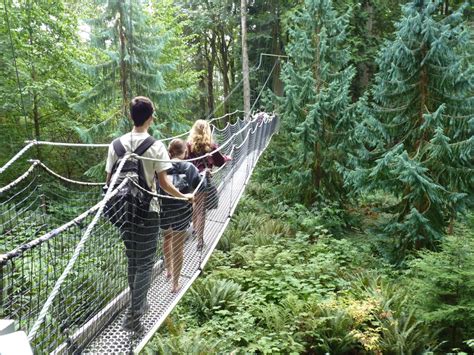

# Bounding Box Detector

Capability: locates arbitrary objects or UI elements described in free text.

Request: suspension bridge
[0,113,279,353]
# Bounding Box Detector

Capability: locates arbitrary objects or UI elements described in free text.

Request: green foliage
[217,207,290,252]
[0,206,47,253]
[339,0,408,98]
[278,0,357,204]
[247,0,293,100]
[466,339,474,350]
[184,278,243,323]
[144,329,222,355]
[346,1,473,262]
[0,0,85,121]
[0,178,100,253]
[407,214,474,351]
[178,0,242,117]
[74,0,198,142]
[150,0,201,127]
[273,200,358,237]
[146,162,474,353]
[348,272,438,353]
[1,0,473,353]
[296,298,361,353]
[0,0,99,178]
[7,217,128,351]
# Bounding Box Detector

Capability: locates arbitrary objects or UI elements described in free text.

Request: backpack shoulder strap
[112,138,126,157]
[134,136,156,156]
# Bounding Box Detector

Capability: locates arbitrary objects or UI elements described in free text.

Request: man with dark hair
[129,96,154,126]
[106,96,193,333]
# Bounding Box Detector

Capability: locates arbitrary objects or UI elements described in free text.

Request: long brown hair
[188,119,213,155]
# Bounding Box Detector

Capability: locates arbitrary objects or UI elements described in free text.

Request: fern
[186,278,242,323]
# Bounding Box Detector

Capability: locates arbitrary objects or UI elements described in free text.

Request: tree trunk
[416,45,429,150]
[229,54,236,118]
[30,56,40,142]
[241,0,251,118]
[312,28,322,200]
[32,77,42,161]
[33,91,40,143]
[118,5,129,118]
[230,54,235,91]
[271,2,284,97]
[28,14,41,158]
[198,46,207,117]
[128,0,134,97]
[218,31,231,116]
[27,1,45,212]
[205,33,217,116]
[360,0,373,93]
[447,214,455,235]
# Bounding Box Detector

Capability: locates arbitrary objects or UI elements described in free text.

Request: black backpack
[104,136,156,230]
[171,173,189,193]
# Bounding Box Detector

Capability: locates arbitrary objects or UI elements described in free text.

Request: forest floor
[143,167,474,354]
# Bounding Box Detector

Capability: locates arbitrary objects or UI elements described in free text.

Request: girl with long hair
[187,119,230,249]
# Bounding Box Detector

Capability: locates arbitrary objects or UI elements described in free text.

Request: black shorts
[160,202,192,231]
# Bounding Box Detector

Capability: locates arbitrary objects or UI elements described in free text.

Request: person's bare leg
[171,230,186,293]
[163,229,173,279]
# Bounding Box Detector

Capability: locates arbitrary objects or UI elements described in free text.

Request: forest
[0,0,473,353]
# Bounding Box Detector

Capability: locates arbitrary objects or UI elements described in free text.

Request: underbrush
[144,181,474,354]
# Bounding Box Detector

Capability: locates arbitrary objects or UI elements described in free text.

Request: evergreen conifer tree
[279,0,356,204]
[346,0,473,262]
[74,0,194,139]
[409,225,474,350]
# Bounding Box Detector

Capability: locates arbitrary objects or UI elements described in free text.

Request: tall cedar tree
[346,0,473,262]
[280,0,356,205]
[74,0,192,140]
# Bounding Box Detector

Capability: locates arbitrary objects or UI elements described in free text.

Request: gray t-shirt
[105,132,172,193]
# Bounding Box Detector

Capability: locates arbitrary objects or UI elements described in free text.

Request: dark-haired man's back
[105,96,192,333]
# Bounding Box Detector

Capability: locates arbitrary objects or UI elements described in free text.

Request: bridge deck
[77,153,257,354]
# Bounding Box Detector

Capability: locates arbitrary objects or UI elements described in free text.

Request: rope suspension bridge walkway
[0,114,279,354]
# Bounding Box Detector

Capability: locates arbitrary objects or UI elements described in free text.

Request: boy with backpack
[159,139,203,293]
[105,96,193,333]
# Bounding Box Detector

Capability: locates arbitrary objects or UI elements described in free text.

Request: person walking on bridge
[159,139,203,293]
[186,119,230,249]
[105,96,193,333]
